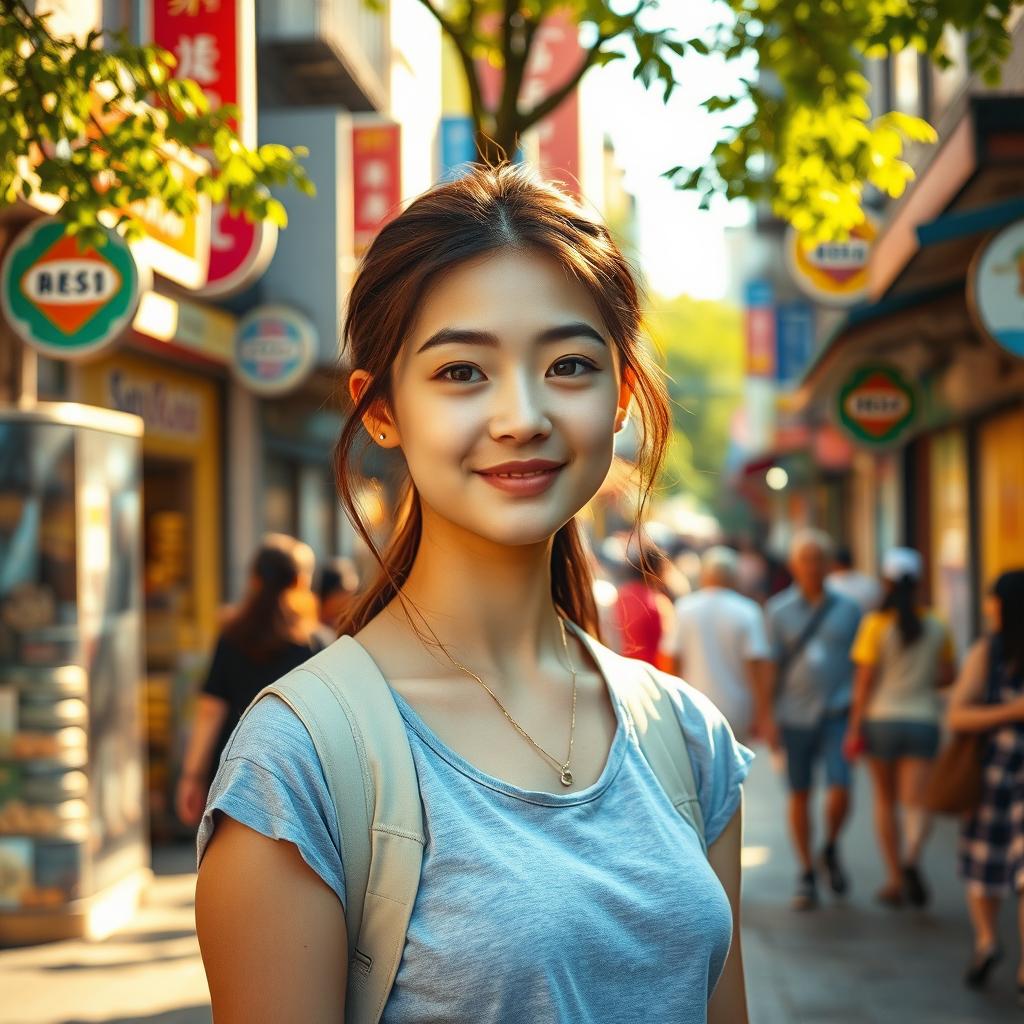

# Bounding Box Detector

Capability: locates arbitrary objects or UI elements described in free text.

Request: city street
[2,750,1020,1024]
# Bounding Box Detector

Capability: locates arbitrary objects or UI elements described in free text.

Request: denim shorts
[863,720,940,761]
[780,713,851,792]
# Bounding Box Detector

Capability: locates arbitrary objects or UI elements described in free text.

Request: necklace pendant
[560,767,573,787]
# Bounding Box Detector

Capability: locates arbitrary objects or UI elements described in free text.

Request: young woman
[949,570,1024,994]
[194,165,752,1023]
[844,548,955,908]
[175,536,320,827]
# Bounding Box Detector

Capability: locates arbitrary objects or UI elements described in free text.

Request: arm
[747,659,777,748]
[175,694,230,826]
[707,800,748,1024]
[948,638,1024,733]
[196,814,347,1022]
[846,663,877,738]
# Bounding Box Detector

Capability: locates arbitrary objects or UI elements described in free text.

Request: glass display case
[0,404,149,944]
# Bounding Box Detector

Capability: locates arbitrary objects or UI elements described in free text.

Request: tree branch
[517,31,607,130]
[412,0,487,131]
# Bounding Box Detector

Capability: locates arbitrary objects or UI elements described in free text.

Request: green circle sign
[1,218,149,360]
[836,364,917,446]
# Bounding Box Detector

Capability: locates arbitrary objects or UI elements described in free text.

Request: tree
[0,0,313,249]
[644,294,744,508]
[417,0,1023,240]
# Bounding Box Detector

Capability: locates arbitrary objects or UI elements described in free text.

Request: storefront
[799,96,1024,638]
[75,343,228,838]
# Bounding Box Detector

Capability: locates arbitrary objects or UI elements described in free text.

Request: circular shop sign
[1,218,148,360]
[785,215,878,307]
[836,364,917,447]
[969,217,1024,359]
[233,305,318,396]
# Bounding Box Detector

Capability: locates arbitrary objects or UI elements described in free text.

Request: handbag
[237,619,707,1024]
[924,637,999,815]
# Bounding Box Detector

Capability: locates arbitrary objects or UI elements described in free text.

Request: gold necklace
[441,616,579,787]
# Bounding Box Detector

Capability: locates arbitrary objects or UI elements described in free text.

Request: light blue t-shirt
[197,671,752,1023]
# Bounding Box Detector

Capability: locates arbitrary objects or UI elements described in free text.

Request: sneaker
[902,864,929,907]
[792,871,818,911]
[821,843,849,896]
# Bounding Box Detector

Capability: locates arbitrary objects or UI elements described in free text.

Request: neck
[386,501,569,681]
[799,582,825,603]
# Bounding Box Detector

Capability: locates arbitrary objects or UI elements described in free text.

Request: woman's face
[356,250,630,548]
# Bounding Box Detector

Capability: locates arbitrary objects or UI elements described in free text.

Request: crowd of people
[598,525,1024,996]
[177,522,1024,998]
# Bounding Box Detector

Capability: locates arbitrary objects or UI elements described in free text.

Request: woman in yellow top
[845,548,955,907]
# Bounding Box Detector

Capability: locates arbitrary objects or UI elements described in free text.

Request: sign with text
[775,301,815,385]
[1,219,149,360]
[233,305,318,395]
[352,121,402,259]
[146,0,271,296]
[786,216,878,307]
[744,279,776,378]
[836,364,917,447]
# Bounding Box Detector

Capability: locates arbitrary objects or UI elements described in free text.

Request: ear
[348,369,400,448]
[614,367,636,434]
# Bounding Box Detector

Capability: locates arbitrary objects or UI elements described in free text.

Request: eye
[436,363,484,383]
[548,357,598,378]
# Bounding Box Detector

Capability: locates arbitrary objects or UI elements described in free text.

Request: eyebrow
[415,321,607,355]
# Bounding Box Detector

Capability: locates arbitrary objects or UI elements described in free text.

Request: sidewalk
[742,748,1022,1023]
[2,752,1021,1023]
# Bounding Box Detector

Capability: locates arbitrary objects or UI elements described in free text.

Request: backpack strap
[566,621,707,853]
[255,636,424,1024]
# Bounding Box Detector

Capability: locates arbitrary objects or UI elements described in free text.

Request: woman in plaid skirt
[948,570,1024,996]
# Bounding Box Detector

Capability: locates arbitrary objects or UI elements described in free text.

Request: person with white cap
[845,546,956,908]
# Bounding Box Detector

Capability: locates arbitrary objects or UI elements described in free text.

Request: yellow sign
[785,216,878,307]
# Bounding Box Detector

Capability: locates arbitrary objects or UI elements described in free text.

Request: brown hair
[222,536,315,661]
[334,164,670,641]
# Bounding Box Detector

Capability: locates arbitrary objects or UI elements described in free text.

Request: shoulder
[764,587,795,618]
[647,668,754,846]
[198,694,346,907]
[829,591,862,622]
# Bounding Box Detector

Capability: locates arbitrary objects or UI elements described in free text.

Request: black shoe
[964,945,1002,989]
[902,864,929,907]
[821,843,849,896]
[792,871,818,911]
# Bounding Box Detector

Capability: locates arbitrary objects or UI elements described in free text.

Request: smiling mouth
[485,468,560,479]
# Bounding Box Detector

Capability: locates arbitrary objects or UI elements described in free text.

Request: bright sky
[588,1,753,301]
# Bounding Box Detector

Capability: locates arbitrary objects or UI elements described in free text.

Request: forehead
[407,250,608,343]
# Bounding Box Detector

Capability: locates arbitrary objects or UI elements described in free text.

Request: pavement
[1,751,1022,1023]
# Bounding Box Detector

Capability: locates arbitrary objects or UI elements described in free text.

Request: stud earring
[378,432,386,441]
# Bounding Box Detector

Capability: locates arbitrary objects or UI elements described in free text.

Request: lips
[473,459,565,497]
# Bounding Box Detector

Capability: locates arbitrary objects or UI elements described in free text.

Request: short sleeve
[196,694,347,909]
[742,602,770,660]
[850,612,884,666]
[665,680,755,847]
[763,596,785,663]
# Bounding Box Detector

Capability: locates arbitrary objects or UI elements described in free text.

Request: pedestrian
[665,546,773,743]
[614,539,677,669]
[764,528,862,910]
[174,535,321,828]
[948,570,1024,994]
[317,555,360,633]
[194,165,753,1023]
[828,544,881,612]
[844,548,955,907]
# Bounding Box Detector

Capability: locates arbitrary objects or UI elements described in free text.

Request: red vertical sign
[150,0,274,297]
[352,122,402,258]
[475,9,582,193]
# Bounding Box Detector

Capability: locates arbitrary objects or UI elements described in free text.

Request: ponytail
[882,575,923,647]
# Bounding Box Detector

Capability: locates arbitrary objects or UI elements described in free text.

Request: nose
[488,370,553,443]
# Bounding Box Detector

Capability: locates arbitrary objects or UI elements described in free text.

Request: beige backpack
[245,620,705,1024]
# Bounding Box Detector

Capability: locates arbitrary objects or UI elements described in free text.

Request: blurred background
[1,0,1024,1021]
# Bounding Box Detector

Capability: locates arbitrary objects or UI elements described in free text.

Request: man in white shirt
[662,546,772,742]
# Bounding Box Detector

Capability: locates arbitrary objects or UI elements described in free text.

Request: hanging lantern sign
[835,363,917,447]
[1,218,149,360]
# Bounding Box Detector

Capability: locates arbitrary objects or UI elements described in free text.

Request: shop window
[892,47,925,119]
[978,407,1024,592]
[929,430,971,659]
[264,456,299,538]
